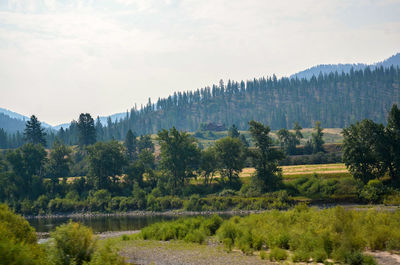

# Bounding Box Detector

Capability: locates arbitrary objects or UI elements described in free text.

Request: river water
[28,215,183,233]
[27,213,241,234]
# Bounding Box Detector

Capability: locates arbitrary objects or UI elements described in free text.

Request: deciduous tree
[249,120,284,192]
[214,136,246,184]
[158,127,200,193]
[342,120,387,184]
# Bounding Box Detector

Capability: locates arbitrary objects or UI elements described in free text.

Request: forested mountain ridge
[0,112,26,133]
[291,53,400,79]
[2,64,399,145]
[0,108,52,133]
[94,66,400,141]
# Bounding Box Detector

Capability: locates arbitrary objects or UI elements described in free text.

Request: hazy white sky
[1,0,399,125]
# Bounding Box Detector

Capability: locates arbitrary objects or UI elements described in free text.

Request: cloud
[0,0,399,124]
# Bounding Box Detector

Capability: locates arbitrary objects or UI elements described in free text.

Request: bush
[118,197,137,211]
[87,242,126,265]
[49,221,96,265]
[89,189,111,212]
[218,189,238,197]
[146,195,161,211]
[312,248,328,262]
[48,198,84,213]
[360,179,386,203]
[0,204,37,244]
[183,194,202,211]
[184,229,206,244]
[269,247,288,261]
[33,195,49,214]
[259,250,267,260]
[202,215,223,235]
[0,204,44,265]
[292,249,311,262]
[140,216,223,244]
[383,191,400,206]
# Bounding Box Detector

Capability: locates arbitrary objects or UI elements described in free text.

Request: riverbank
[25,204,400,219]
[25,209,263,219]
[37,230,140,241]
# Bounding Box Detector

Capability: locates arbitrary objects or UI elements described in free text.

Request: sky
[0,0,399,125]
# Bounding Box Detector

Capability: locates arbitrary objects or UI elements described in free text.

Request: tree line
[0,105,399,214]
[58,66,400,141]
[0,111,328,213]
[1,66,398,147]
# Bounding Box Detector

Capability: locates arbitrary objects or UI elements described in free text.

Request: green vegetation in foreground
[0,203,128,265]
[133,205,400,264]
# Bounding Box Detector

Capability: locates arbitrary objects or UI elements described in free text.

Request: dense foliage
[0,108,399,215]
[343,104,400,187]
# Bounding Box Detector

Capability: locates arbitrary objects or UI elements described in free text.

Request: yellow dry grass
[239,163,348,177]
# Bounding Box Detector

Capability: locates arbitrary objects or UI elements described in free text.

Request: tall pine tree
[77,113,96,147]
[24,115,47,146]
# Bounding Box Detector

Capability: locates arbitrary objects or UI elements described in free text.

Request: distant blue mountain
[0,112,26,133]
[0,106,128,133]
[0,108,55,133]
[0,108,53,128]
[291,53,400,79]
[52,112,128,130]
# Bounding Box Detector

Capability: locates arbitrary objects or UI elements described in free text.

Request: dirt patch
[365,251,400,265]
[120,240,275,265]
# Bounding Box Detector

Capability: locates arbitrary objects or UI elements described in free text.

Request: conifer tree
[125,129,137,161]
[24,115,47,146]
[77,113,96,147]
[311,121,324,153]
[386,104,400,187]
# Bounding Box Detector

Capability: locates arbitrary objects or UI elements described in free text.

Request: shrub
[49,221,96,265]
[48,198,84,213]
[146,195,161,211]
[218,189,238,197]
[183,194,202,211]
[87,242,126,265]
[217,221,241,243]
[223,238,233,252]
[237,230,253,255]
[259,250,267,260]
[202,215,223,235]
[0,204,44,265]
[33,195,49,214]
[269,247,288,261]
[312,248,328,262]
[362,255,378,265]
[359,179,385,203]
[140,216,222,244]
[184,229,206,244]
[383,192,400,206]
[88,189,111,212]
[118,197,137,211]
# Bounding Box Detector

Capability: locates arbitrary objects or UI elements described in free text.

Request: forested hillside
[95,66,400,140]
[0,113,26,133]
